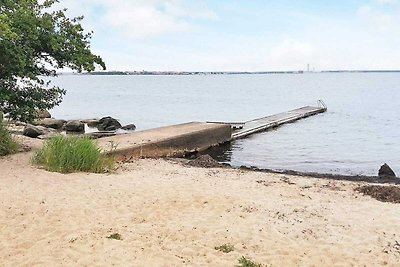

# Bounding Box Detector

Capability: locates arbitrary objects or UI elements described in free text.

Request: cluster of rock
[22,110,136,139]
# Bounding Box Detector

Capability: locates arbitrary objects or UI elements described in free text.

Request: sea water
[50,73,400,176]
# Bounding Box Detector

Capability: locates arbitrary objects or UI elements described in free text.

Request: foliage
[106,233,122,240]
[236,256,263,267]
[0,122,19,156]
[0,0,105,122]
[33,135,114,173]
[214,244,235,253]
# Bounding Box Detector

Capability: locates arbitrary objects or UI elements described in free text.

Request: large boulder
[97,116,121,131]
[81,119,100,128]
[378,163,396,178]
[121,123,136,131]
[34,118,65,129]
[36,109,51,119]
[64,120,84,133]
[23,124,46,138]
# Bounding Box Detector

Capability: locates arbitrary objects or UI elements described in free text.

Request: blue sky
[57,0,400,71]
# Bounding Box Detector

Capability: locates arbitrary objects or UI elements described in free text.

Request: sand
[1,148,400,266]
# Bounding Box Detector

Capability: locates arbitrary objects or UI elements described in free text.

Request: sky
[55,0,400,72]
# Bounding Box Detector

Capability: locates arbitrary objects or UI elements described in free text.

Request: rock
[37,133,57,140]
[378,163,396,178]
[121,123,136,131]
[85,131,117,139]
[23,124,46,138]
[34,118,65,129]
[36,109,51,119]
[64,120,84,133]
[81,119,100,128]
[97,116,121,131]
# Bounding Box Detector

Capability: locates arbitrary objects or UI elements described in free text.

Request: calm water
[50,73,400,176]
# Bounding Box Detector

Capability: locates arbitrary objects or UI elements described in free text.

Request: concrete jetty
[99,101,327,160]
[98,122,231,161]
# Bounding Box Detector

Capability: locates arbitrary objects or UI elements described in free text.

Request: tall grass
[0,122,19,156]
[33,135,114,173]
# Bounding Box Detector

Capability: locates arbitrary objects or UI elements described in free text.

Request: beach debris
[187,154,221,168]
[33,118,65,129]
[215,244,234,253]
[23,124,48,138]
[280,177,296,185]
[97,116,122,131]
[355,185,400,203]
[64,120,84,133]
[121,123,136,131]
[36,109,51,119]
[378,163,396,178]
[106,233,122,240]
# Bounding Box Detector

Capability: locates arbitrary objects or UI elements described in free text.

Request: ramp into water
[231,104,327,140]
[98,122,231,161]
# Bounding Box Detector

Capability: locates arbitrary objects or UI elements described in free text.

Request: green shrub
[215,244,235,253]
[0,122,19,156]
[33,135,114,173]
[106,233,122,240]
[236,256,263,267]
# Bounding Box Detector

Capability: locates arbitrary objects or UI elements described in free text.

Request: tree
[0,0,105,122]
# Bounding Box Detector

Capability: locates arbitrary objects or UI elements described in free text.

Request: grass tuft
[33,135,114,173]
[236,256,263,267]
[106,233,122,240]
[215,244,234,253]
[0,122,19,156]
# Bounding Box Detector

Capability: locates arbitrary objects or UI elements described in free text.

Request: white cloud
[58,0,216,39]
[357,5,398,32]
[51,1,400,71]
[268,39,314,70]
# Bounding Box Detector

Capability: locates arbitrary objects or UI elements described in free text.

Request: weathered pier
[98,122,231,161]
[231,102,327,140]
[99,101,327,160]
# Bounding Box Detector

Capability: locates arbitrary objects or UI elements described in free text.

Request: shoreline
[234,165,400,185]
[10,133,400,183]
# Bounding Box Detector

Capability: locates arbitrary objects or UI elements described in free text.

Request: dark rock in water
[36,109,51,119]
[23,124,45,138]
[378,163,396,178]
[97,116,122,131]
[121,124,136,131]
[64,120,84,132]
[187,154,221,168]
[34,118,65,129]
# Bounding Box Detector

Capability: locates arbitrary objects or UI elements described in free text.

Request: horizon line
[57,69,400,75]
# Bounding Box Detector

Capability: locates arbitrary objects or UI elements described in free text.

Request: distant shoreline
[58,70,400,76]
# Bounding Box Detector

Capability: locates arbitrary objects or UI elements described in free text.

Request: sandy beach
[1,141,399,266]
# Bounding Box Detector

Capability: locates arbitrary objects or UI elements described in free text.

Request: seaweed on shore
[355,185,400,203]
